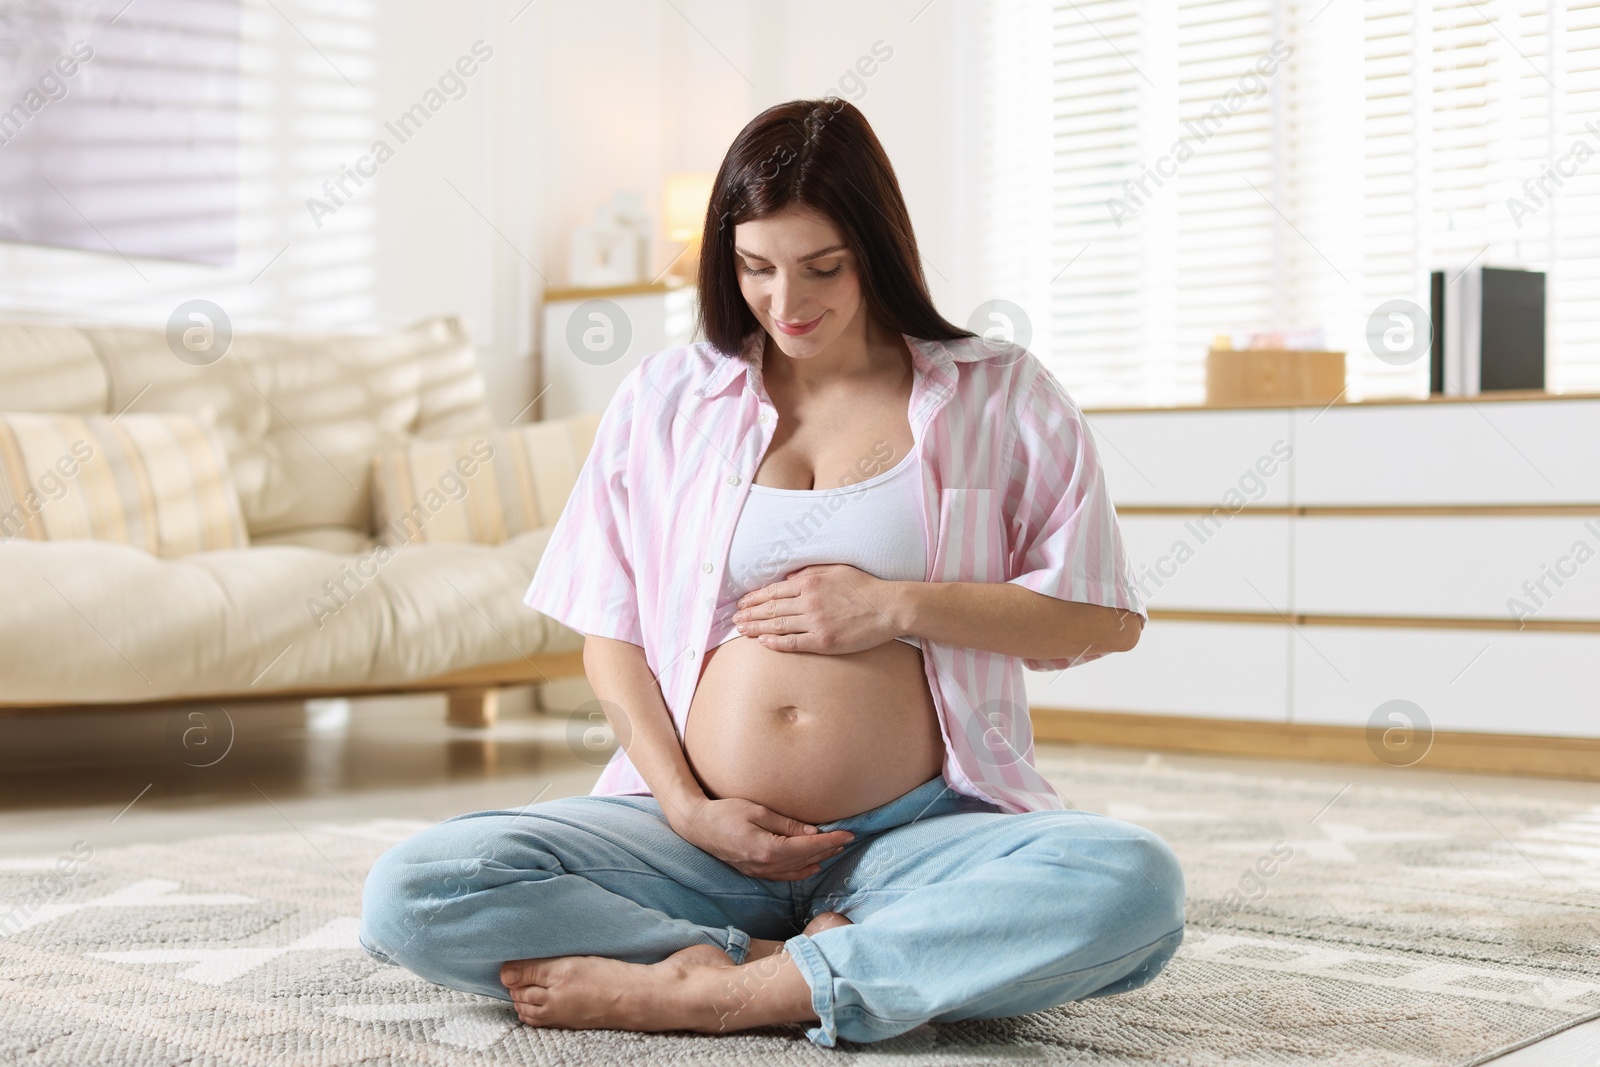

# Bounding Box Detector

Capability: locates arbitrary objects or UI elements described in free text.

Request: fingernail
[804,825,817,834]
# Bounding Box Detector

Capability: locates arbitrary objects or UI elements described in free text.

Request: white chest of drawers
[537,283,697,421]
[1027,392,1600,776]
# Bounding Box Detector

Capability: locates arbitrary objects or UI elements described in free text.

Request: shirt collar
[693,331,973,400]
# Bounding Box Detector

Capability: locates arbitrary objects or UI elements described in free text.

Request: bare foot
[501,944,732,1032]
[745,910,853,962]
[502,938,821,1034]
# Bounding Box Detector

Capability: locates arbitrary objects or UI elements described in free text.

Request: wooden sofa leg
[447,687,499,728]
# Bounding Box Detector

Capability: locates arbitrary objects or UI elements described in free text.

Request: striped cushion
[370,413,600,546]
[0,412,249,557]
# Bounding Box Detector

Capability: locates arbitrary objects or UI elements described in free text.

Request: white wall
[531,0,980,319]
[0,1,979,423]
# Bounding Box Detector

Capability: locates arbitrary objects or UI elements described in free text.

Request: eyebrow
[734,243,847,263]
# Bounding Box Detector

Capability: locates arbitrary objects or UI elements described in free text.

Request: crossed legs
[359,791,1186,1047]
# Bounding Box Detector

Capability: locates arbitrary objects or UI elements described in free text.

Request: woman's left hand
[732,564,906,654]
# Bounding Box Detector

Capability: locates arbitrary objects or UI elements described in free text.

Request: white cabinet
[1293,515,1600,621]
[538,285,696,420]
[1027,621,1291,722]
[1039,395,1600,741]
[1120,514,1291,613]
[1085,409,1294,506]
[1292,400,1600,506]
[1290,627,1599,737]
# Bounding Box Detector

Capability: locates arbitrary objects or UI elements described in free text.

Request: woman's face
[733,207,864,360]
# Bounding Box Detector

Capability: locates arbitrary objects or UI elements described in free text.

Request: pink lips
[773,313,824,336]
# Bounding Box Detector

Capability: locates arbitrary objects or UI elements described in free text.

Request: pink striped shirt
[522,331,1146,814]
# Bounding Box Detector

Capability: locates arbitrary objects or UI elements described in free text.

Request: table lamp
[662,171,714,284]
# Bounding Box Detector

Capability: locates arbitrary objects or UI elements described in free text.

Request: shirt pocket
[929,487,1009,583]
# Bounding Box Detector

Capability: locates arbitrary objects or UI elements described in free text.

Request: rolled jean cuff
[783,933,838,1048]
[357,931,392,965]
[722,925,752,965]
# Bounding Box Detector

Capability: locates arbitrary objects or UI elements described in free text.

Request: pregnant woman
[361,98,1186,1048]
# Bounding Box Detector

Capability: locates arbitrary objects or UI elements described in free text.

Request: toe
[512,985,550,1011]
[508,983,548,1008]
[501,959,542,988]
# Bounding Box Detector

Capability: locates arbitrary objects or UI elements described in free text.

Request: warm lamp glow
[663,172,714,243]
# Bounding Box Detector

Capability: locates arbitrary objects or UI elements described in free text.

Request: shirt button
[727,474,741,486]
[687,648,697,659]
[701,561,713,573]
[757,412,768,424]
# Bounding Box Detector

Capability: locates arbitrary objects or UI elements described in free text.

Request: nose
[768,272,806,323]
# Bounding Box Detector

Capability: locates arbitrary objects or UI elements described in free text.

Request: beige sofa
[0,315,591,724]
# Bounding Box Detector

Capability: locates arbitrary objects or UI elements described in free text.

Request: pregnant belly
[683,635,946,825]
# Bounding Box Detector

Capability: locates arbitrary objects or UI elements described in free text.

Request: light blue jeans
[359,774,1186,1048]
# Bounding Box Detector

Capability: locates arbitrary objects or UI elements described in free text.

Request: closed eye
[741,264,844,278]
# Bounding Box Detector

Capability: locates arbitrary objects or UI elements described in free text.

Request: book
[1440,271,1452,396]
[1428,266,1546,395]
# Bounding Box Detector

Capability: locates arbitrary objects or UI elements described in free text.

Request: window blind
[1050,0,1151,406]
[978,0,1600,404]
[1550,0,1600,391]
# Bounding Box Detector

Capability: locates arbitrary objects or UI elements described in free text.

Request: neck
[762,314,906,393]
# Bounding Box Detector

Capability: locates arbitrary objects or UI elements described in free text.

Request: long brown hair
[696,98,974,360]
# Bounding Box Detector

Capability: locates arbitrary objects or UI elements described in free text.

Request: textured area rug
[3,755,1599,1066]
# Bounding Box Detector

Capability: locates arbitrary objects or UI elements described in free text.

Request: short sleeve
[1003,366,1146,671]
[522,369,645,648]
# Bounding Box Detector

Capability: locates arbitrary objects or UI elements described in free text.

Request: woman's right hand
[668,794,856,881]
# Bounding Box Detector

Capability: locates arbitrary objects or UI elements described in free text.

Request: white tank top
[709,447,927,650]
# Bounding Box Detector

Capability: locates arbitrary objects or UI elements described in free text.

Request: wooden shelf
[1145,608,1600,633]
[1119,504,1600,516]
[541,281,692,302]
[1032,707,1600,781]
[1083,388,1600,415]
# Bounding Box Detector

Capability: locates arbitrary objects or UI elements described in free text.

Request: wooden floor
[1,691,1594,1064]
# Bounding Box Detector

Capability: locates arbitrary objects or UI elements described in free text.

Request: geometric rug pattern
[3,755,1598,1065]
